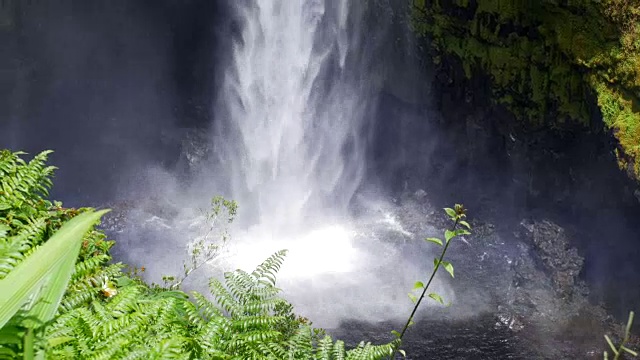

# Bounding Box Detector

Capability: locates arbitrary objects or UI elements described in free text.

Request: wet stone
[517,219,584,298]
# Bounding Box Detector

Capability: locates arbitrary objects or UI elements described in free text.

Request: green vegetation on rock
[412,0,640,178]
[1,150,638,358]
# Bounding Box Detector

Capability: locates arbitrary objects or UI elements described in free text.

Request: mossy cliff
[411,0,640,179]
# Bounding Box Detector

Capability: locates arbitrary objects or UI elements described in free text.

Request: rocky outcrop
[517,219,584,298]
[411,0,640,180]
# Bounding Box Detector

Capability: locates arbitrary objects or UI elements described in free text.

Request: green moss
[412,0,640,180]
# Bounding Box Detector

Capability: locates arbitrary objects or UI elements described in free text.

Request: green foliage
[0,151,117,358]
[412,0,640,179]
[0,150,400,359]
[0,210,107,359]
[4,149,633,358]
[392,204,471,357]
[40,249,398,359]
[604,311,638,360]
[163,196,238,290]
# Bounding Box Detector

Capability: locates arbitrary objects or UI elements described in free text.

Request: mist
[3,0,640,356]
[106,0,458,328]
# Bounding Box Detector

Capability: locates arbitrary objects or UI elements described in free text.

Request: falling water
[205,0,453,328]
[213,0,367,231]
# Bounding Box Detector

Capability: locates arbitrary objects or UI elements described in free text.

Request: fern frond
[242,297,285,316]
[0,150,55,207]
[88,338,130,360]
[251,250,287,286]
[232,315,284,332]
[286,326,314,359]
[72,254,111,281]
[332,340,346,360]
[345,340,397,360]
[71,308,100,341]
[106,285,145,316]
[191,291,221,322]
[209,278,242,317]
[150,337,189,359]
[59,286,100,313]
[316,335,335,360]
[224,270,256,301]
[0,216,48,279]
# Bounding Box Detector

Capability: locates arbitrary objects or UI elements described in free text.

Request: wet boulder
[517,219,584,298]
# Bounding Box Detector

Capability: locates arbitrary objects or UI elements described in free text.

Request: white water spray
[214,0,366,231]
[202,0,454,328]
[114,0,454,329]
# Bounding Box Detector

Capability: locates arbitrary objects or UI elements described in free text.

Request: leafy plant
[196,249,398,359]
[392,204,471,358]
[161,196,238,290]
[0,209,108,359]
[605,311,638,359]
[0,150,484,359]
[0,150,404,359]
[0,150,117,358]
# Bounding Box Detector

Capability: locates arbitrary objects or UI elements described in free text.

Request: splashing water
[203,0,453,327]
[225,224,359,278]
[213,0,366,230]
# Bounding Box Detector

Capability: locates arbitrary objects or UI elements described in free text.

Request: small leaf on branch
[441,260,454,278]
[455,229,471,236]
[444,208,456,219]
[408,293,417,304]
[445,229,455,242]
[428,293,444,305]
[425,237,443,246]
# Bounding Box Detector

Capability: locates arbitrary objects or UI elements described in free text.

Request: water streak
[214,0,368,232]
[203,0,454,328]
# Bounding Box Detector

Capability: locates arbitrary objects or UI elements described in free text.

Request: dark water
[323,195,619,360]
[335,316,538,360]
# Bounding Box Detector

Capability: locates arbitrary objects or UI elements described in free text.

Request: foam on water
[225,224,359,278]
[203,0,454,327]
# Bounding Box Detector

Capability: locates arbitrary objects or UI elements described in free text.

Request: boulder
[517,219,584,298]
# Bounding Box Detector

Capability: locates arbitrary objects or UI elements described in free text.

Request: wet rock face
[370,53,640,320]
[335,190,626,358]
[517,220,584,298]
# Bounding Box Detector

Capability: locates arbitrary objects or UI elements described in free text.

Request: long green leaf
[0,209,109,329]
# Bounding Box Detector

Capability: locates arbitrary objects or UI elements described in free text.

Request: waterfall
[213,0,368,232]
[199,0,453,328]
[103,0,453,329]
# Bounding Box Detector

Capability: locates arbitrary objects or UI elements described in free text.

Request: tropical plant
[391,204,471,357]
[162,196,238,290]
[0,150,116,359]
[0,150,401,359]
[0,210,108,359]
